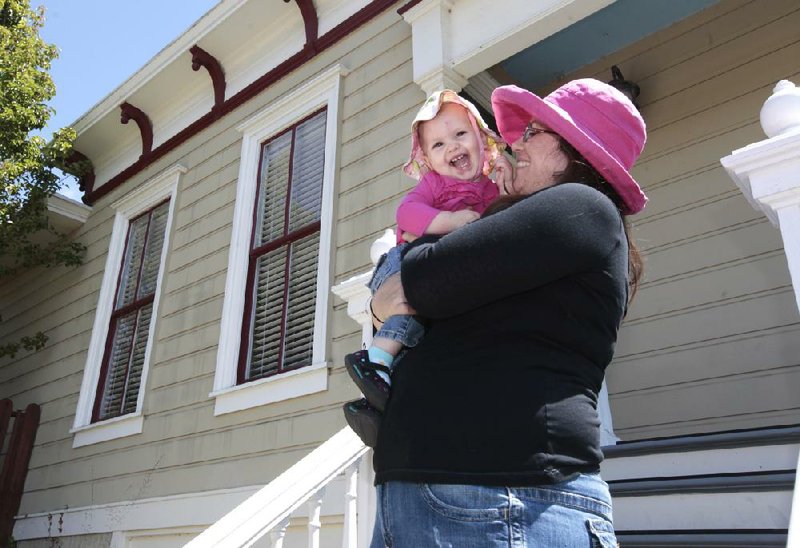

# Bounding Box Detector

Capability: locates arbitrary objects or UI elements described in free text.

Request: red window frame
[237,108,327,383]
[92,199,169,422]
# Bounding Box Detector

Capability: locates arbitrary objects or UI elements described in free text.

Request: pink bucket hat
[403,90,505,180]
[491,79,648,214]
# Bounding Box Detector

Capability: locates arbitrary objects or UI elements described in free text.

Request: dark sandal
[343,398,381,448]
[344,350,391,412]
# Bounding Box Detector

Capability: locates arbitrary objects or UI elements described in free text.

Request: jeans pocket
[586,518,617,548]
[419,484,505,522]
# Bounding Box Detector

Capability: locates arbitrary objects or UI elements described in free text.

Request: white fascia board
[47,194,91,222]
[449,0,614,78]
[46,194,92,234]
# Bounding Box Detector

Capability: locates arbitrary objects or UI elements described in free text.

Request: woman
[363,79,646,547]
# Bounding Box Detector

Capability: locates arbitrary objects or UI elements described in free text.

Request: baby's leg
[370,336,403,364]
[365,246,406,371]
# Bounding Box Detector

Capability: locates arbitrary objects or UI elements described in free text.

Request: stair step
[615,529,787,547]
[600,425,799,535]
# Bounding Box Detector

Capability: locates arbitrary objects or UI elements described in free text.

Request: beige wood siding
[569,0,800,439]
[3,0,799,525]
[0,7,415,515]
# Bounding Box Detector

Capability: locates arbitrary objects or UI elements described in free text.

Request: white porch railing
[184,427,370,548]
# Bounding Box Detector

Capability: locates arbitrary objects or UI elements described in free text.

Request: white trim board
[13,477,349,541]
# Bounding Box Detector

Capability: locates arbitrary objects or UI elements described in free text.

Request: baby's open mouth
[450,154,470,169]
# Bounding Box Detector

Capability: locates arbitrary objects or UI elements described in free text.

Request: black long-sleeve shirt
[373,183,629,486]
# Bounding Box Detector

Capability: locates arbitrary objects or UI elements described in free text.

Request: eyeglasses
[522,123,556,143]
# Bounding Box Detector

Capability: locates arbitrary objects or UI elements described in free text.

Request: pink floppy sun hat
[403,89,506,181]
[491,79,648,214]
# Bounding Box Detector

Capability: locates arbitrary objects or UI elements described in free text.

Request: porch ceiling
[497,0,720,91]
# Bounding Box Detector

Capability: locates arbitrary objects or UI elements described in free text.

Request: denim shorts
[371,474,617,547]
[369,244,425,350]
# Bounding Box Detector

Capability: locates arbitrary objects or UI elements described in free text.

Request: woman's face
[418,103,482,181]
[509,122,568,196]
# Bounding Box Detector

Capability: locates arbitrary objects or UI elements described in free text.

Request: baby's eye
[456,130,467,137]
[431,142,443,149]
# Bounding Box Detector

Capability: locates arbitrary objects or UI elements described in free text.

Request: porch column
[720,79,800,547]
[400,0,614,96]
[400,0,467,94]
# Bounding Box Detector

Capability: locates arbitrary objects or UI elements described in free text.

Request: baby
[344,90,505,424]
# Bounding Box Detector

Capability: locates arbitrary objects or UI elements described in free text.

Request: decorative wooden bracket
[190,45,226,111]
[64,150,96,202]
[284,0,318,53]
[120,102,154,158]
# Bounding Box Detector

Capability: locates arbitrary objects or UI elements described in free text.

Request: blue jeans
[369,245,425,352]
[371,474,617,547]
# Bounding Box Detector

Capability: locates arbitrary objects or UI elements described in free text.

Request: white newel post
[720,79,800,547]
[331,230,395,546]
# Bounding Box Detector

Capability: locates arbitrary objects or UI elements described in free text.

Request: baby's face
[419,103,481,181]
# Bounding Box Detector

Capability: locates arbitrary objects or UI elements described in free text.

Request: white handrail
[185,427,368,548]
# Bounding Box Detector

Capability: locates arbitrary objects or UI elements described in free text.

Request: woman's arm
[400,183,624,318]
[370,273,415,328]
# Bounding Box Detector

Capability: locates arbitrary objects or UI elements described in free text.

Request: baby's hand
[449,209,480,228]
[493,155,514,195]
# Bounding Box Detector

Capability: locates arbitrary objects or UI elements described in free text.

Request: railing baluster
[186,428,367,548]
[342,464,358,548]
[307,488,324,548]
[270,517,290,548]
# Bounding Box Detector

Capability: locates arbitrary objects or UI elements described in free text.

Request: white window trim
[211,64,347,416]
[71,164,185,447]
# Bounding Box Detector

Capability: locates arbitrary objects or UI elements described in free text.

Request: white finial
[370,229,396,265]
[760,80,800,138]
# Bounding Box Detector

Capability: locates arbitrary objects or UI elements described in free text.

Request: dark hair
[553,138,642,304]
[483,139,643,306]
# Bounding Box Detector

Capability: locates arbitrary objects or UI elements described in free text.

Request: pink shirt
[395,172,499,243]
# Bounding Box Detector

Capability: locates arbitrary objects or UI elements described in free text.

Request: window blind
[243,109,327,382]
[94,200,170,421]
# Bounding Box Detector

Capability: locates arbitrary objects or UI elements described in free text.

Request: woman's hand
[371,273,416,327]
[493,154,514,195]
[425,209,479,235]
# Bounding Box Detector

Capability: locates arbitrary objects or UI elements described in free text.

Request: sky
[36,0,221,201]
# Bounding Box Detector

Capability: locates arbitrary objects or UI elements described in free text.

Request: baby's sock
[367,346,393,384]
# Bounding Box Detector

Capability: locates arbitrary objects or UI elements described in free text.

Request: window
[93,200,170,421]
[240,110,326,382]
[71,165,183,447]
[212,64,346,415]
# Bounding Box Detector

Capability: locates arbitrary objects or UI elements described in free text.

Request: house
[1,0,799,545]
